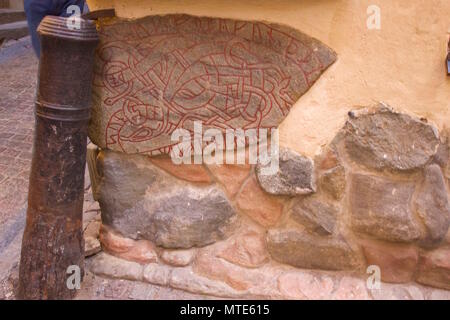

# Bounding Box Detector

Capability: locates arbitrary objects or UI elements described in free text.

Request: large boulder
[97,150,238,249]
[344,104,440,171]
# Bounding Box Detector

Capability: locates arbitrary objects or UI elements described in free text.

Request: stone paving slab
[0,36,36,228]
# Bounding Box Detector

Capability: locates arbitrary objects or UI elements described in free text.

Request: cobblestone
[0,36,37,227]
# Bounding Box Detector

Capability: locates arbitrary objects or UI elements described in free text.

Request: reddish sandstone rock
[416,248,450,290]
[236,175,284,227]
[360,240,418,283]
[159,249,196,267]
[317,147,346,200]
[207,163,251,197]
[278,272,334,299]
[99,225,157,264]
[193,250,267,291]
[331,277,370,300]
[319,147,341,170]
[150,156,212,183]
[218,230,270,268]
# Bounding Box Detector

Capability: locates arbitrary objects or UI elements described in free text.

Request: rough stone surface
[143,186,238,248]
[369,284,425,300]
[207,163,251,198]
[432,130,449,169]
[331,277,370,300]
[143,264,172,286]
[360,240,419,283]
[290,196,338,235]
[344,104,440,171]
[160,249,196,267]
[90,15,336,155]
[84,220,102,257]
[90,253,144,281]
[266,229,359,271]
[218,229,270,268]
[236,175,284,227]
[96,150,176,226]
[99,226,158,264]
[256,148,316,196]
[97,150,238,249]
[193,250,266,291]
[150,156,212,184]
[317,147,346,200]
[350,173,420,242]
[414,164,450,246]
[319,165,346,201]
[277,272,334,299]
[416,248,450,290]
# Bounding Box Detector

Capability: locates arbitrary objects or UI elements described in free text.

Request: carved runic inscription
[90,15,337,155]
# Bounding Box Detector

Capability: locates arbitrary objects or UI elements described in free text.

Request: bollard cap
[37,15,99,42]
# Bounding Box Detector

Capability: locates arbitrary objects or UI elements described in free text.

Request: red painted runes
[91,15,336,155]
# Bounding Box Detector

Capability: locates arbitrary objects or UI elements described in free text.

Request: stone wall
[83,3,450,297]
[86,0,450,158]
[89,103,450,297]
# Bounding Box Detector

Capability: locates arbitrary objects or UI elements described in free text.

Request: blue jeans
[24,0,86,57]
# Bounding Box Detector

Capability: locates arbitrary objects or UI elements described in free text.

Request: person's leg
[24,0,87,57]
[54,0,86,17]
[24,0,53,57]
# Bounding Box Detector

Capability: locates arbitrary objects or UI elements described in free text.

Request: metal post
[18,15,98,300]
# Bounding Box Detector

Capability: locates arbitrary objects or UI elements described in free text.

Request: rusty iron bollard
[18,16,98,300]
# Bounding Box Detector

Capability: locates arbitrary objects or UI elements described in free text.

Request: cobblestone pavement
[0,36,36,228]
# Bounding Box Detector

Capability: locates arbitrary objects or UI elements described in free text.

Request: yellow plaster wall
[87,0,450,157]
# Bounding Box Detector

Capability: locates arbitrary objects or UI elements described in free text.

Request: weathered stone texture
[360,240,418,284]
[414,164,450,246]
[99,225,157,264]
[416,249,450,290]
[89,15,336,155]
[256,148,316,196]
[149,156,212,183]
[344,104,440,171]
[319,165,346,200]
[350,173,420,242]
[145,186,238,248]
[193,251,267,291]
[159,249,196,267]
[266,229,359,271]
[432,130,449,169]
[236,175,284,227]
[290,196,338,235]
[317,147,346,200]
[207,163,251,198]
[97,150,238,249]
[218,229,270,268]
[278,272,334,299]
